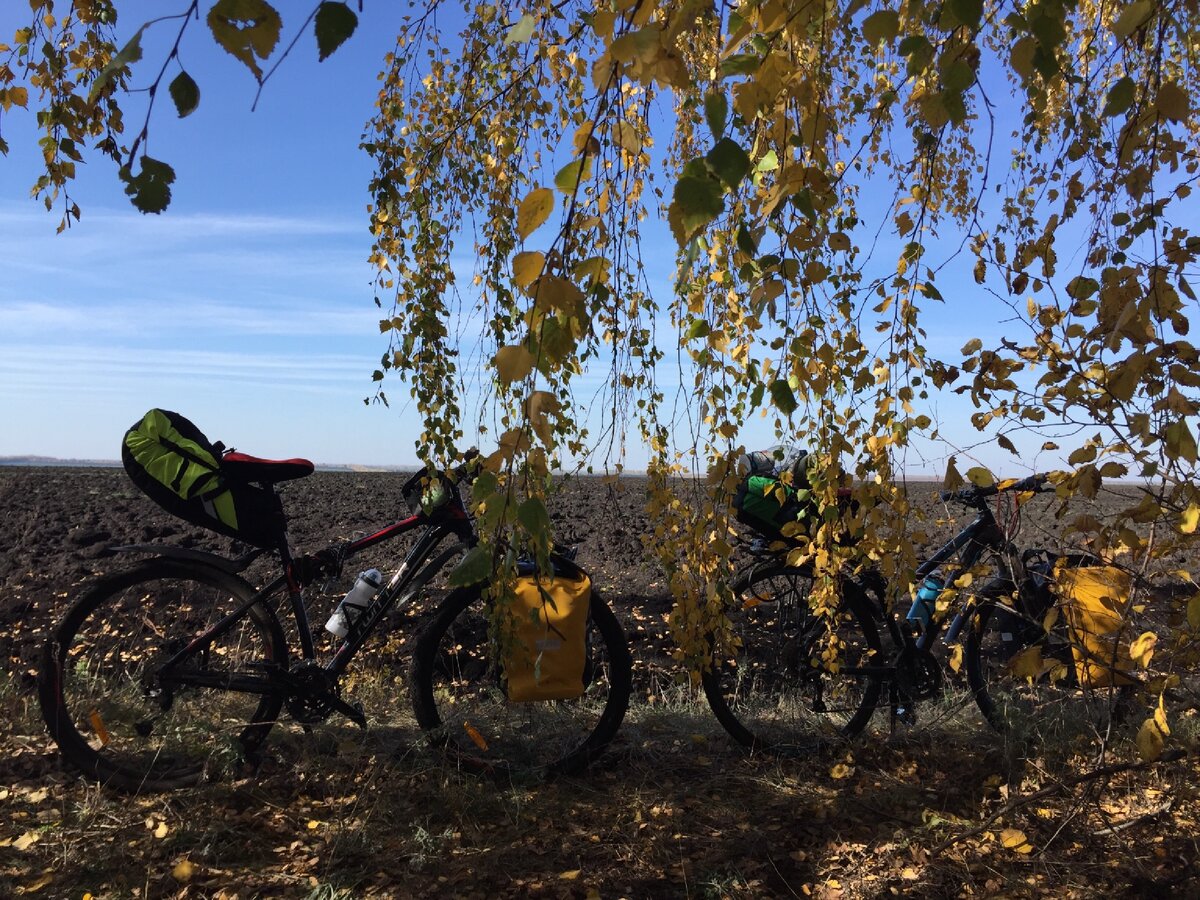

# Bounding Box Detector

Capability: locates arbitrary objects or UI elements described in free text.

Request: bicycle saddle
[222,450,315,483]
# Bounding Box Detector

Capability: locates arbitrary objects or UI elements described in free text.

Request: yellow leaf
[965,466,994,487]
[1009,645,1045,681]
[828,232,851,251]
[1180,505,1200,534]
[526,390,560,444]
[1156,81,1190,122]
[1187,595,1200,631]
[999,828,1032,853]
[947,643,964,673]
[21,871,53,893]
[1136,716,1166,761]
[1129,631,1157,668]
[1154,694,1171,736]
[494,345,535,383]
[154,821,169,839]
[533,274,585,315]
[943,456,964,491]
[829,762,852,779]
[560,869,582,880]
[13,831,40,851]
[206,0,282,81]
[1113,0,1154,39]
[172,860,196,882]
[610,119,643,155]
[512,251,545,288]
[516,187,555,239]
[307,819,320,830]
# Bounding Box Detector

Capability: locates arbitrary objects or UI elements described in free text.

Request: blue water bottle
[906,574,944,630]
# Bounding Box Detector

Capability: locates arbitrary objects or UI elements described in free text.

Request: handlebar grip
[939,473,1049,505]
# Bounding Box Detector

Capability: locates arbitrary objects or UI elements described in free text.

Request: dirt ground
[1,466,1197,898]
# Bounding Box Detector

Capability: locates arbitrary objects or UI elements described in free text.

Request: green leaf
[769,378,798,415]
[1113,0,1154,39]
[672,174,724,235]
[720,53,760,76]
[1066,276,1099,300]
[506,12,536,45]
[861,10,899,45]
[941,59,974,93]
[1102,76,1136,117]
[944,0,983,30]
[88,25,145,103]
[120,156,175,214]
[207,0,282,81]
[899,34,934,76]
[168,71,200,118]
[704,91,728,139]
[706,138,751,190]
[736,223,758,255]
[315,1,357,61]
[792,187,817,221]
[684,318,711,340]
[516,497,551,535]
[449,545,492,588]
[554,157,592,193]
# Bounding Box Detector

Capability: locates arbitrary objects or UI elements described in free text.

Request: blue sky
[1,1,436,467]
[1,3,1079,476]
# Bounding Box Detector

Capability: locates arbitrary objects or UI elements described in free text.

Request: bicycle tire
[409,585,632,777]
[38,559,287,792]
[701,564,884,753]
[965,578,1134,742]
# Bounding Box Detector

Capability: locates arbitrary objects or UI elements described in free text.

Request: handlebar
[940,473,1050,507]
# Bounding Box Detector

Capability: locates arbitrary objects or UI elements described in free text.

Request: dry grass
[3,665,1199,899]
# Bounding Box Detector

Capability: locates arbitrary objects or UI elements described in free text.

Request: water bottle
[325,569,383,638]
[906,574,943,630]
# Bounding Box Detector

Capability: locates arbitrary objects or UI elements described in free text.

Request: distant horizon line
[0,454,955,481]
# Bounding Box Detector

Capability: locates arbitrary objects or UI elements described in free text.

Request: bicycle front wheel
[409,586,632,777]
[38,559,287,792]
[701,565,883,753]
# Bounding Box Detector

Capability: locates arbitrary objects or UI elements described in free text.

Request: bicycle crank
[281,661,367,728]
[893,645,943,703]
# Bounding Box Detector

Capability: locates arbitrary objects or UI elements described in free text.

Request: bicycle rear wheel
[701,564,883,753]
[966,580,1135,744]
[409,586,632,777]
[38,560,287,792]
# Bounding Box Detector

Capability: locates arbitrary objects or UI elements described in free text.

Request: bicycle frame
[904,502,1013,653]
[155,489,476,700]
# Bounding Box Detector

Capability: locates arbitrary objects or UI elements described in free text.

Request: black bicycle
[38,452,632,791]
[702,473,1094,752]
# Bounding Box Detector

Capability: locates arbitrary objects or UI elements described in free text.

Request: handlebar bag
[121,408,287,549]
[1053,562,1135,688]
[503,557,591,702]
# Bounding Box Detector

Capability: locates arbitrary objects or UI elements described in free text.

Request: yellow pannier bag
[1054,562,1135,688]
[504,567,591,702]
